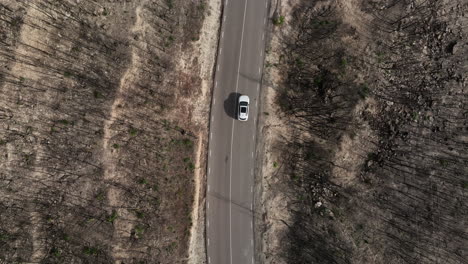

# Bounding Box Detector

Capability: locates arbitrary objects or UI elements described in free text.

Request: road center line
[229,1,248,263]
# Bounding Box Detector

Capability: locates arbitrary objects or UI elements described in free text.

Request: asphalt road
[206,0,269,263]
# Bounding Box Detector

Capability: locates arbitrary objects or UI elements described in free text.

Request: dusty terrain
[260,0,468,263]
[0,0,214,263]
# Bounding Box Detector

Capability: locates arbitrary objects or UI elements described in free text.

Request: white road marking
[214,98,216,105]
[220,47,223,55]
[251,239,254,246]
[207,219,210,227]
[210,132,212,140]
[262,33,264,41]
[208,185,210,191]
[222,31,224,39]
[252,134,255,140]
[260,50,263,57]
[251,151,254,158]
[252,256,255,264]
[229,1,248,263]
[255,100,258,107]
[258,67,261,74]
[217,65,220,71]
[265,1,267,8]
[211,116,214,123]
[215,80,218,87]
[209,149,212,157]
[224,15,226,22]
[208,168,211,175]
[209,257,211,264]
[251,186,253,192]
[208,238,210,246]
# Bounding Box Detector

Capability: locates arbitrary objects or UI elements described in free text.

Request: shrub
[358,85,370,99]
[273,15,285,26]
[107,211,118,223]
[93,90,102,98]
[129,127,138,136]
[83,246,98,255]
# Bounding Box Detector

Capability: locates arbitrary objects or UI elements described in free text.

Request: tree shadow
[224,92,241,119]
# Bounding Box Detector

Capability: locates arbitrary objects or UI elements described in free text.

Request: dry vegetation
[0,0,210,263]
[261,0,468,263]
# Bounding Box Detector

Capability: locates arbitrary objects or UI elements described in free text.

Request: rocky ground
[259,0,468,263]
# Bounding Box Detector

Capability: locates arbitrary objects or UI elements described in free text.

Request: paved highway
[206,0,269,263]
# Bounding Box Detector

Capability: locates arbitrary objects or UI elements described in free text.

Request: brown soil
[0,0,210,263]
[259,0,468,263]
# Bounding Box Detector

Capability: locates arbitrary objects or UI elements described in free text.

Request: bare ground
[0,0,212,263]
[259,0,468,263]
[187,0,222,263]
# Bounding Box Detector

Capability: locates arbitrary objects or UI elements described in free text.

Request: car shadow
[224,92,241,119]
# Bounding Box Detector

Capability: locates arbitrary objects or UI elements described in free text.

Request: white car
[238,95,250,121]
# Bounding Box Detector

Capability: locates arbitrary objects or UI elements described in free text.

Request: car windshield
[240,106,247,113]
[240,102,248,106]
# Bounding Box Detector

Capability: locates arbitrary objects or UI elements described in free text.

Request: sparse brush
[107,211,118,223]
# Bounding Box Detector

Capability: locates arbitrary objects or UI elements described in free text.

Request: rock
[446,41,458,54]
[314,201,322,208]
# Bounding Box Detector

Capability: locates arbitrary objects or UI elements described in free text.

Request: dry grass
[0,0,211,263]
[259,0,468,263]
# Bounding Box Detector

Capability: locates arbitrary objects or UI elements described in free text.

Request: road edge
[254,1,274,264]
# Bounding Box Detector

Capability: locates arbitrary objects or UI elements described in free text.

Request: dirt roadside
[254,0,293,263]
[187,0,222,263]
